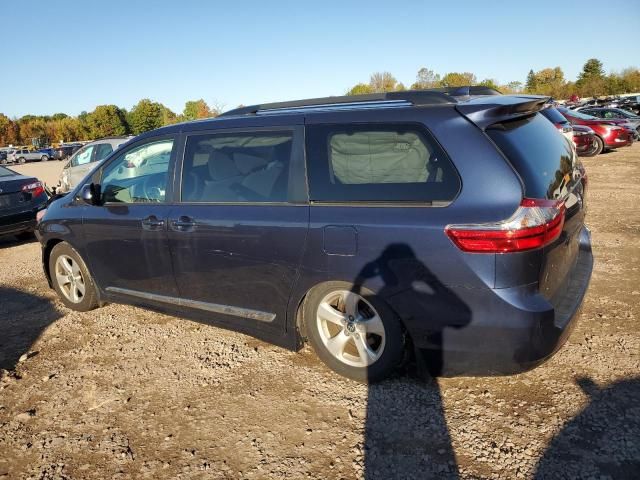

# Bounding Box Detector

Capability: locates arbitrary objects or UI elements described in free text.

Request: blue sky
[1,0,638,118]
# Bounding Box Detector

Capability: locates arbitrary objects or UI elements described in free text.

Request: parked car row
[541,104,635,157]
[567,94,640,115]
[0,142,90,165]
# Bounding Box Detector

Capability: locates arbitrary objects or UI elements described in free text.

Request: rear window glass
[487,113,574,199]
[306,124,460,203]
[540,107,568,124]
[0,166,14,177]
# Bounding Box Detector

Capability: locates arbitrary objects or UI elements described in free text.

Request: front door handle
[141,215,165,230]
[171,216,196,231]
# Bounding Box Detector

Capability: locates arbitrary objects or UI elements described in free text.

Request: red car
[558,107,633,155]
[572,125,599,157]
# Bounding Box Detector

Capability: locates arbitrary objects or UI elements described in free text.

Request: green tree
[576,58,606,97]
[440,72,477,87]
[346,83,374,96]
[87,105,128,138]
[183,99,212,121]
[479,78,499,90]
[128,99,168,135]
[525,69,537,93]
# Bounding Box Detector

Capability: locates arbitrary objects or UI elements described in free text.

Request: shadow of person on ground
[351,244,472,479]
[0,285,62,371]
[534,376,640,479]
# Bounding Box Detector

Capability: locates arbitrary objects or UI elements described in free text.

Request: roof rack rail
[219,90,458,117]
[423,86,502,97]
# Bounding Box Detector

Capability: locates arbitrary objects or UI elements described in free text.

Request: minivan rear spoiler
[455,95,550,130]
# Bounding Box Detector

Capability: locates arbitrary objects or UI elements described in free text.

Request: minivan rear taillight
[445,198,566,253]
[22,181,45,198]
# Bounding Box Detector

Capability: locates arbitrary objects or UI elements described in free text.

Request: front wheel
[49,242,99,311]
[591,136,604,156]
[303,282,405,383]
[18,157,26,164]
[41,155,49,162]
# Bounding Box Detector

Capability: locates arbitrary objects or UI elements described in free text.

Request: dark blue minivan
[36,89,592,382]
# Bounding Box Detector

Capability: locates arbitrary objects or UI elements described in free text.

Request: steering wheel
[142,175,165,202]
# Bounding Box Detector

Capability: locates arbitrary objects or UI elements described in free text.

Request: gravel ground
[1,145,639,479]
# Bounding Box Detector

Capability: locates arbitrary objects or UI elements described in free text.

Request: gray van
[57,136,132,192]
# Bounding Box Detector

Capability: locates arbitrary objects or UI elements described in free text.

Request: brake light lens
[22,181,45,198]
[445,198,566,253]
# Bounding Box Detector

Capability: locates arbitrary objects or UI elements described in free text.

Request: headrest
[208,150,240,180]
[234,153,267,175]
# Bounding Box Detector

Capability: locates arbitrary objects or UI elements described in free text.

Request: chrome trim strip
[105,287,276,323]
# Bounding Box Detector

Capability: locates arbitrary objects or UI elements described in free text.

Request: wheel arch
[43,238,64,288]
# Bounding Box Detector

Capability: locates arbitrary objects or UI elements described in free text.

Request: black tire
[41,155,48,162]
[0,158,6,165]
[581,137,601,158]
[592,136,604,156]
[303,281,405,383]
[49,242,99,312]
[18,157,26,164]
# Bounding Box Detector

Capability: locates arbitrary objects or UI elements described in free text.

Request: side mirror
[78,183,100,205]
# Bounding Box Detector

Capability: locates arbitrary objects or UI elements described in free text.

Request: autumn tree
[183,99,212,121]
[411,68,441,89]
[369,72,399,92]
[440,72,477,87]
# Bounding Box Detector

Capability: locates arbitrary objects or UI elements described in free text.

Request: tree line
[346,58,640,100]
[2,58,639,148]
[0,99,220,147]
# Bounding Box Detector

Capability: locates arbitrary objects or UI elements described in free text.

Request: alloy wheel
[54,254,86,303]
[316,290,386,368]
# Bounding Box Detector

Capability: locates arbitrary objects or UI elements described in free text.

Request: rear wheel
[41,155,48,162]
[303,282,405,383]
[18,157,26,164]
[0,158,6,165]
[49,242,99,311]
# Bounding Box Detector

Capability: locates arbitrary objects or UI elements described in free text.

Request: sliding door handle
[171,216,196,231]
[141,215,165,230]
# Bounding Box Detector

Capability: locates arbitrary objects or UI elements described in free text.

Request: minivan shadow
[534,376,640,479]
[0,285,62,371]
[353,244,472,479]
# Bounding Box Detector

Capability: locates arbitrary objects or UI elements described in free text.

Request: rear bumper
[0,199,48,237]
[406,227,593,377]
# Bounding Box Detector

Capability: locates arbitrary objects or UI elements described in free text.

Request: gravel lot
[1,146,639,479]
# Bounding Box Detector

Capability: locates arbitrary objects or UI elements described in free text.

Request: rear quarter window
[540,107,568,124]
[306,123,460,203]
[487,113,574,200]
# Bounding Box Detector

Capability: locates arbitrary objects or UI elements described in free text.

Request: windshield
[559,108,599,120]
[614,109,639,118]
[0,166,16,177]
